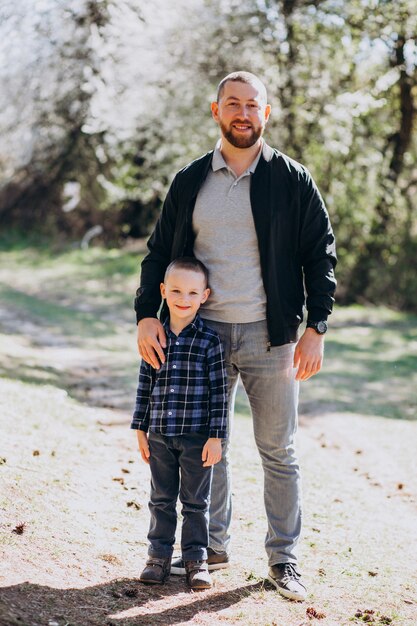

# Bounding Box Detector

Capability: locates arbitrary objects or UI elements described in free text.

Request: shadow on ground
[0,579,266,626]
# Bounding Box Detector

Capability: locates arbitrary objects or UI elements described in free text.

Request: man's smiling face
[211,80,271,149]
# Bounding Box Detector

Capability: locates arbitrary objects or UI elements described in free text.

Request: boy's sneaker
[139,556,171,584]
[185,560,212,590]
[267,563,307,602]
[171,547,229,575]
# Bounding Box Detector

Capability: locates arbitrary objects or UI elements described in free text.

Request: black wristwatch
[306,320,328,335]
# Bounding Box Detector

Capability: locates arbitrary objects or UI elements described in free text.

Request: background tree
[0,0,416,309]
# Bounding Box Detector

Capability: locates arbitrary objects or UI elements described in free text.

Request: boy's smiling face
[161,268,210,328]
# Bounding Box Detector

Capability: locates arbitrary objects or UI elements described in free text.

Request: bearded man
[134,71,337,601]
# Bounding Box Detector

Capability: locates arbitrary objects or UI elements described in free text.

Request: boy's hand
[202,438,222,467]
[137,430,150,464]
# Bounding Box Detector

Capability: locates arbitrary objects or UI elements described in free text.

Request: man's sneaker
[185,560,212,590]
[139,556,171,584]
[206,547,230,570]
[171,547,230,575]
[268,563,307,602]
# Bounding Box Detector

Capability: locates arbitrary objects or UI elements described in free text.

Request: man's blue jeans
[202,318,301,566]
[147,431,212,561]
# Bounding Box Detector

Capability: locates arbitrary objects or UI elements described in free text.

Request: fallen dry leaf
[124,588,138,598]
[397,483,404,490]
[306,607,326,619]
[127,501,141,510]
[355,609,377,623]
[12,523,26,535]
[99,553,122,565]
[368,571,378,577]
[32,450,40,456]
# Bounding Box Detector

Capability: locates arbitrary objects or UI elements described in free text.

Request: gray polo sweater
[192,142,266,323]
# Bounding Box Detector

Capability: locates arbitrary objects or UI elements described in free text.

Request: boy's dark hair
[164,257,209,288]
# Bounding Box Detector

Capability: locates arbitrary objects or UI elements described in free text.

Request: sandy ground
[0,269,416,626]
[1,370,416,626]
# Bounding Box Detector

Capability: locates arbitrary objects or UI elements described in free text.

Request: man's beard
[220,120,264,148]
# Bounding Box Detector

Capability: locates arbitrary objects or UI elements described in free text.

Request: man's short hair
[164,257,209,288]
[216,71,268,103]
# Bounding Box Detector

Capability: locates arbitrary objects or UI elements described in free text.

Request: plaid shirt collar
[163,313,204,338]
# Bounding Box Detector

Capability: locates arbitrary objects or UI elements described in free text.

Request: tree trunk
[346,34,416,302]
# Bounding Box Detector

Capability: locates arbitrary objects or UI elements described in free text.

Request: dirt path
[1,280,416,625]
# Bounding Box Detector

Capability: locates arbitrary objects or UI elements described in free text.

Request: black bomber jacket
[134,142,337,347]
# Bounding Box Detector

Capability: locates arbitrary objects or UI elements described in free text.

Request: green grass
[0,243,416,420]
[234,305,417,421]
[0,284,115,338]
[299,306,417,420]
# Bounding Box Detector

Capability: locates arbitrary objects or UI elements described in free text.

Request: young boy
[131,257,228,591]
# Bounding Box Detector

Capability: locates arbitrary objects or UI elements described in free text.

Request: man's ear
[201,287,210,304]
[264,103,272,123]
[160,283,166,299]
[211,101,219,122]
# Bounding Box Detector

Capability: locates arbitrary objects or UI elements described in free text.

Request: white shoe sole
[267,574,306,602]
[171,561,230,576]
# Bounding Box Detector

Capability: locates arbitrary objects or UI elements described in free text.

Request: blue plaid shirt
[131,314,228,438]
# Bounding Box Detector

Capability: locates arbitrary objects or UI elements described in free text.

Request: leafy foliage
[0,0,416,308]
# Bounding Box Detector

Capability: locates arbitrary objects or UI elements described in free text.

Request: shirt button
[168,412,172,416]
[173,365,177,369]
[170,389,174,393]
[176,341,179,345]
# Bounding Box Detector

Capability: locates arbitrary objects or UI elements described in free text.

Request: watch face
[317,321,327,334]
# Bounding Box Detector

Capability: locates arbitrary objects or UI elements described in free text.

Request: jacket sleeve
[298,169,337,322]
[206,336,228,439]
[134,175,179,323]
[131,359,155,432]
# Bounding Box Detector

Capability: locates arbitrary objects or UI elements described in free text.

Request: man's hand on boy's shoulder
[137,318,167,370]
[202,438,222,467]
[137,430,150,464]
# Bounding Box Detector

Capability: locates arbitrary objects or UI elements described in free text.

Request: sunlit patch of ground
[0,246,416,625]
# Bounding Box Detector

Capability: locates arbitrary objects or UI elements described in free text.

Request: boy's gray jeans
[202,318,301,566]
